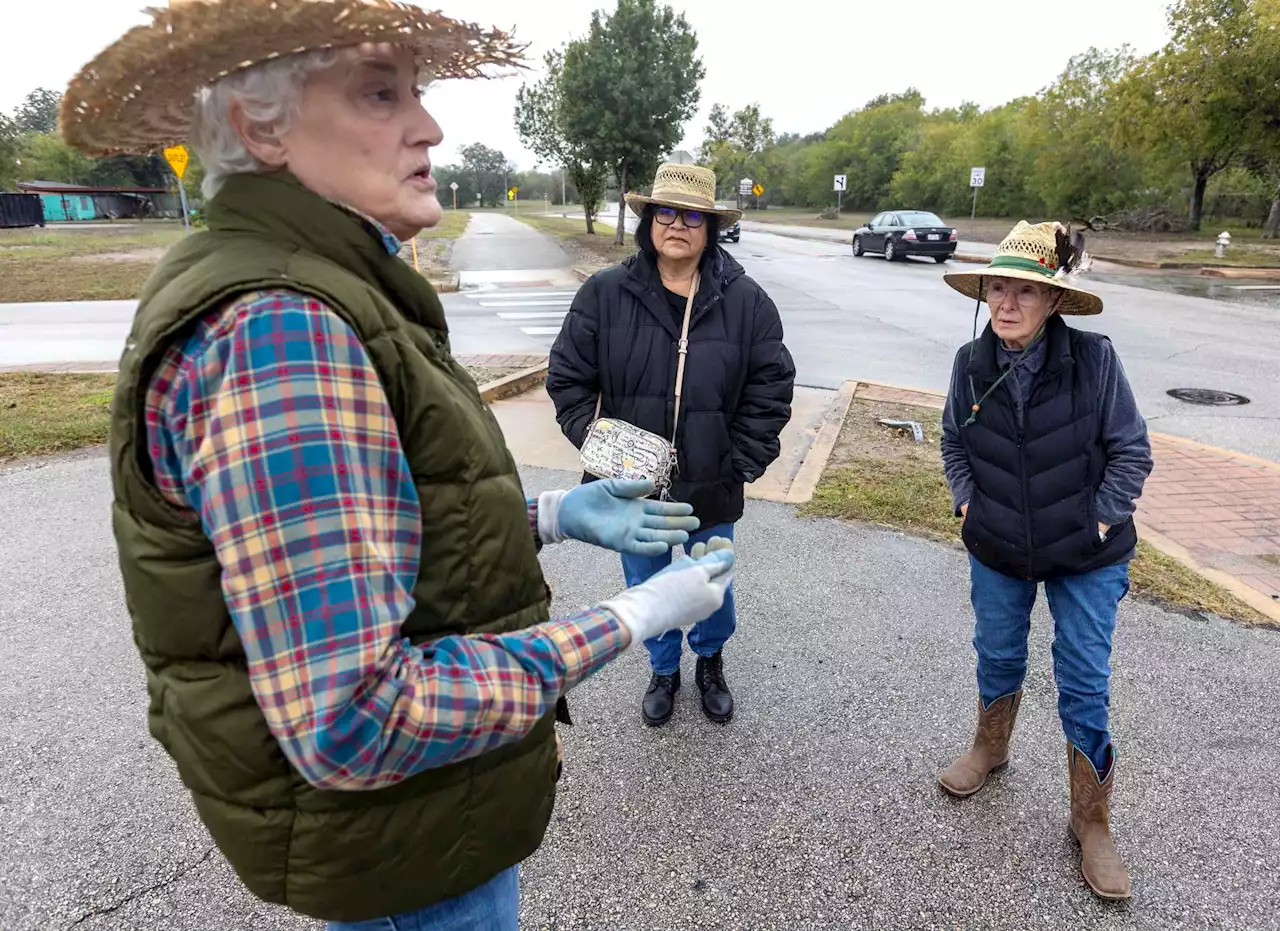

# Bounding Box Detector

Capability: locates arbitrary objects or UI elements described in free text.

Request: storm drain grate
[1166,388,1251,406]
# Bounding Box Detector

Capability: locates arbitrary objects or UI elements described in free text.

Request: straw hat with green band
[944,220,1103,316]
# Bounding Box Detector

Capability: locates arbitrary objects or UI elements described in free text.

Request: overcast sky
[1,0,1174,172]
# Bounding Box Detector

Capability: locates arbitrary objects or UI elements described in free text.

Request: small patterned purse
[578,275,697,501]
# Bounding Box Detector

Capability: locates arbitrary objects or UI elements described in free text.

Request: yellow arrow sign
[752,183,764,197]
[163,144,189,180]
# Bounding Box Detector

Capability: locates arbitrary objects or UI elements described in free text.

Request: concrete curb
[478,362,548,403]
[429,275,461,293]
[783,380,857,505]
[1196,266,1280,279]
[570,266,593,282]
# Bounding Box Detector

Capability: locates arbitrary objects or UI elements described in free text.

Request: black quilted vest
[959,315,1137,580]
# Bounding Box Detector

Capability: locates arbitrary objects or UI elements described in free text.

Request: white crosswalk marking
[478,300,572,308]
[457,284,579,340]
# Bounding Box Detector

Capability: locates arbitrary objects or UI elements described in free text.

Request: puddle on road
[1092,272,1280,308]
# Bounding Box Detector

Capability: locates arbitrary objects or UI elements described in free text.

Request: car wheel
[934,255,948,264]
[884,239,897,262]
[732,236,740,242]
[852,236,864,257]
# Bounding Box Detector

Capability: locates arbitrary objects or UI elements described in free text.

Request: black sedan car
[716,205,741,243]
[852,210,956,263]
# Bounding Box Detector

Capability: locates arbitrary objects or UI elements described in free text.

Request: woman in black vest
[548,164,795,727]
[937,222,1153,901]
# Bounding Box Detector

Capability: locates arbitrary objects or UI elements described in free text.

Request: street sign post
[450,180,459,210]
[508,186,519,213]
[738,177,752,211]
[163,144,191,233]
[969,166,985,219]
[752,182,764,211]
[833,174,847,217]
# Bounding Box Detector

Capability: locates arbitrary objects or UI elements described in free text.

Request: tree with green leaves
[558,0,705,245]
[515,49,609,233]
[1114,0,1263,229]
[459,143,514,208]
[0,112,21,190]
[699,102,774,201]
[15,88,62,135]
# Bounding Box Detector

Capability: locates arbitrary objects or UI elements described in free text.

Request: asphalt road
[3,456,1279,930]
[4,214,1279,462]
[720,227,1280,462]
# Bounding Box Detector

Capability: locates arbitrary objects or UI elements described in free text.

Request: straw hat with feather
[625,164,743,227]
[60,0,527,157]
[943,220,1103,316]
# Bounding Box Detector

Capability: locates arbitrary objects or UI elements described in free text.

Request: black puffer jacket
[547,247,795,528]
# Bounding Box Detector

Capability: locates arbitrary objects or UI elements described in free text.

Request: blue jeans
[621,522,737,675]
[969,555,1131,773]
[327,866,518,931]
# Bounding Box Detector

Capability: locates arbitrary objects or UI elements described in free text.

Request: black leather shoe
[695,652,734,724]
[642,669,680,726]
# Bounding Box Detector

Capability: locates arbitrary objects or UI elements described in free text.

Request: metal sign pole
[971,185,978,220]
[837,189,842,218]
[176,171,191,234]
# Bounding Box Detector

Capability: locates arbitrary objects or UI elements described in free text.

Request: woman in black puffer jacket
[547,163,795,728]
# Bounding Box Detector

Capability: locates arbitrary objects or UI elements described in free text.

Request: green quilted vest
[108,172,555,923]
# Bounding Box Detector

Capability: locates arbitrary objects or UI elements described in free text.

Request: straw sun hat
[943,220,1103,316]
[625,164,743,227]
[60,0,526,157]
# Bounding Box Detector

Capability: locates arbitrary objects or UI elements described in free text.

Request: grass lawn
[0,373,118,462]
[0,223,186,302]
[515,214,636,270]
[801,398,1269,625]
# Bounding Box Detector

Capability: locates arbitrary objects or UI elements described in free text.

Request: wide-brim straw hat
[943,220,1103,316]
[625,163,743,227]
[60,0,526,157]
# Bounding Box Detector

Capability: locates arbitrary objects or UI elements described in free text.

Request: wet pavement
[1092,271,1280,308]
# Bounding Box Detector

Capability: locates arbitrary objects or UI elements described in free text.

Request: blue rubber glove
[540,479,700,556]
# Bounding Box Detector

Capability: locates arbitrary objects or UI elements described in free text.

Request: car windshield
[898,211,946,227]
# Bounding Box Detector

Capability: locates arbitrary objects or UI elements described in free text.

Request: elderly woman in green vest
[60,3,735,929]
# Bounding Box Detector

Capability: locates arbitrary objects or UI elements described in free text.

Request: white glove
[600,538,735,645]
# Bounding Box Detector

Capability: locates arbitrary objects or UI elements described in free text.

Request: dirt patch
[827,399,944,468]
[463,366,525,386]
[67,247,168,263]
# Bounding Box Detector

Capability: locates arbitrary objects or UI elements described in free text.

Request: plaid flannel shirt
[142,218,626,791]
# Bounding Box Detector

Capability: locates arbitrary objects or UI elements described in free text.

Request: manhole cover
[1167,388,1251,406]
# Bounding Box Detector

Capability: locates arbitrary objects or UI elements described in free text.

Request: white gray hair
[190,49,341,200]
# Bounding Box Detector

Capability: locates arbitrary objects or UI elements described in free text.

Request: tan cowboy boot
[938,691,1022,797]
[1068,743,1132,900]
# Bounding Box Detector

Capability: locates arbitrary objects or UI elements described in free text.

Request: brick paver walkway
[851,381,1280,618]
[1139,435,1280,606]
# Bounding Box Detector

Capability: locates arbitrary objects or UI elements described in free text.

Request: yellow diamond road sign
[163,145,189,180]
[752,183,764,197]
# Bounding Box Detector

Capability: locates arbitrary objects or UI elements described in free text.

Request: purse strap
[669,272,699,451]
[591,272,700,447]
